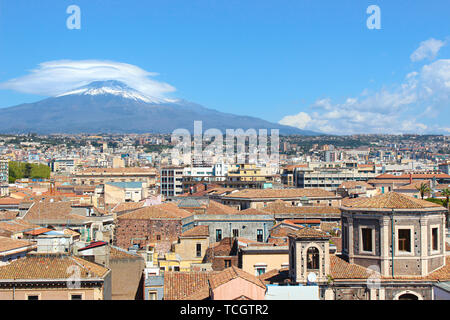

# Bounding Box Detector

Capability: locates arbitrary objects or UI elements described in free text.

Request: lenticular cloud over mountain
[0,59,176,99]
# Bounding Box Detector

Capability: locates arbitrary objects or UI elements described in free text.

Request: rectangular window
[257,229,263,242]
[361,228,373,252]
[255,267,266,276]
[224,259,231,268]
[398,229,411,252]
[216,229,222,242]
[196,243,202,257]
[148,291,157,300]
[232,229,239,238]
[71,294,82,300]
[173,266,180,272]
[27,295,39,300]
[432,227,438,251]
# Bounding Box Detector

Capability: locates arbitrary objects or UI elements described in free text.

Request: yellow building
[151,226,211,272]
[240,243,289,276]
[173,225,210,268]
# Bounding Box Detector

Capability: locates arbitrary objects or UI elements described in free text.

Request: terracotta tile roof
[395,180,431,190]
[237,208,269,215]
[270,223,303,238]
[320,221,339,233]
[10,192,29,199]
[178,199,241,215]
[0,254,109,280]
[0,197,21,205]
[205,240,234,258]
[0,236,36,254]
[204,200,240,215]
[24,227,53,236]
[425,256,450,281]
[262,201,340,215]
[285,219,321,225]
[63,228,80,237]
[289,227,330,239]
[118,202,191,220]
[0,220,40,233]
[23,201,86,222]
[181,225,209,238]
[112,201,146,214]
[341,192,443,210]
[110,246,142,260]
[259,268,289,285]
[0,210,19,220]
[329,255,371,279]
[208,266,266,290]
[267,237,288,246]
[180,284,211,300]
[163,271,213,300]
[222,188,337,199]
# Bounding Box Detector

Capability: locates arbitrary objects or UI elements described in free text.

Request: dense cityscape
[0,0,449,308]
[0,132,449,300]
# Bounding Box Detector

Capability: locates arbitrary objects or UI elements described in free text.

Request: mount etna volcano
[0,80,317,135]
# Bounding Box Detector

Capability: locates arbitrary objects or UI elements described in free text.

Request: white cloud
[279,58,450,135]
[0,60,176,98]
[279,112,311,129]
[410,38,446,62]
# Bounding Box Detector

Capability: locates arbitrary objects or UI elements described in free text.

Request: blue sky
[0,0,449,134]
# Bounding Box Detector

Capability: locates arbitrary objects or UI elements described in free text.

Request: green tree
[8,161,50,183]
[416,182,431,200]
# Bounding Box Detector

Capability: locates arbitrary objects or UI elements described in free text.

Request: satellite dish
[307,272,317,283]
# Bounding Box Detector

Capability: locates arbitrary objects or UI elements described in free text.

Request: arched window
[398,293,419,300]
[307,247,320,270]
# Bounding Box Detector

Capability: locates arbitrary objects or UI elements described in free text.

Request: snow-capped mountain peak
[57,80,177,104]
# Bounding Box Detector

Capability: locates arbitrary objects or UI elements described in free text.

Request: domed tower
[340,192,447,277]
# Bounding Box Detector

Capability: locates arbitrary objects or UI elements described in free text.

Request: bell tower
[288,227,330,285]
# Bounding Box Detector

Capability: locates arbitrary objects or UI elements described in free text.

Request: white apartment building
[294,162,378,191]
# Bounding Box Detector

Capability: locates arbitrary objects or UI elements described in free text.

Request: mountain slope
[0,81,319,135]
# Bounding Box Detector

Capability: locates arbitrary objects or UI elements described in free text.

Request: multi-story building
[49,158,77,174]
[294,162,378,191]
[73,167,157,196]
[160,166,185,197]
[438,161,450,174]
[0,160,8,196]
[178,198,275,243]
[226,164,275,189]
